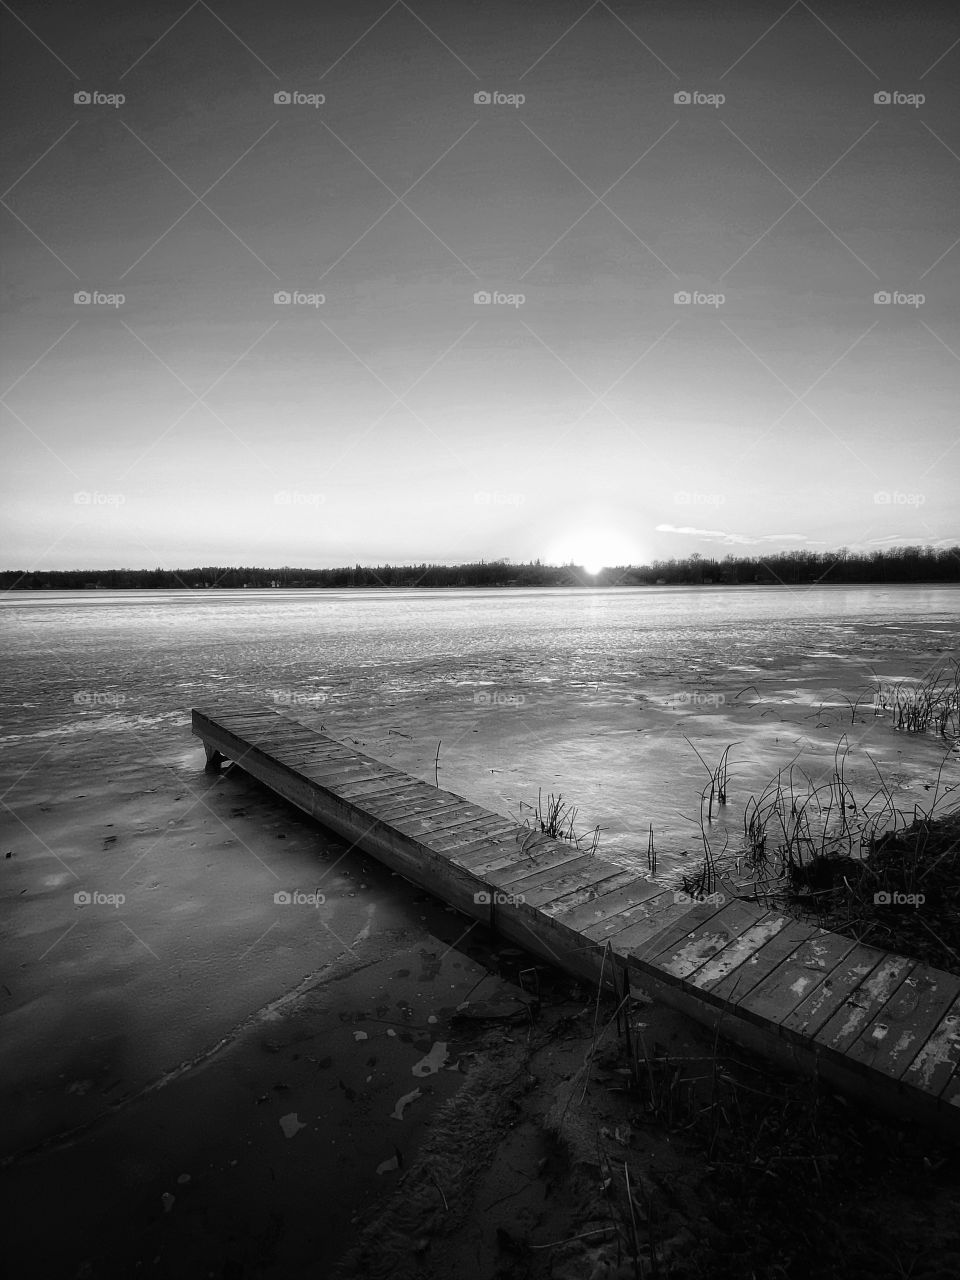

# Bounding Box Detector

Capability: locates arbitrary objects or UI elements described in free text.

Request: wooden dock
[193,703,960,1138]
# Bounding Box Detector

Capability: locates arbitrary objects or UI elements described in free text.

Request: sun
[549,528,641,576]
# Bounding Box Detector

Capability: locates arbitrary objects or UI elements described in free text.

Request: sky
[1,0,958,571]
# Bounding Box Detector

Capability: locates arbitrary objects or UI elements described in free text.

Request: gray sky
[2,0,958,570]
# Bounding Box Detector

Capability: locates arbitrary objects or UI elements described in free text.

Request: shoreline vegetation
[2,545,959,590]
[678,680,960,972]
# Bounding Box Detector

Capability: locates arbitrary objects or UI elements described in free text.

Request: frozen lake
[1,583,957,1156]
[2,582,957,856]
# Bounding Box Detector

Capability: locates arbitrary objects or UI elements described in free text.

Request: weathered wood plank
[331,776,413,801]
[494,857,614,904]
[371,789,468,814]
[486,845,595,888]
[628,897,730,971]
[426,819,522,853]
[191,704,960,1140]
[297,756,383,779]
[736,931,860,1029]
[814,955,917,1063]
[242,727,336,749]
[553,876,666,930]
[426,832,523,869]
[451,834,557,874]
[897,996,960,1099]
[649,900,770,981]
[203,709,277,725]
[355,783,438,813]
[780,945,886,1042]
[275,745,368,768]
[388,805,500,839]
[581,889,680,944]
[299,762,405,789]
[846,968,960,1080]
[539,870,641,918]
[614,897,713,965]
[295,757,397,782]
[939,1069,960,1113]
[663,908,792,991]
[698,919,819,1007]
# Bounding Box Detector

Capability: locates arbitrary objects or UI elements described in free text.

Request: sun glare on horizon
[547,528,643,576]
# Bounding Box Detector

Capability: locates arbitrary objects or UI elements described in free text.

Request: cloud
[866,535,958,548]
[655,524,812,546]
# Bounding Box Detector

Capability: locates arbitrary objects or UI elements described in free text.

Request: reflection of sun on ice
[548,529,642,575]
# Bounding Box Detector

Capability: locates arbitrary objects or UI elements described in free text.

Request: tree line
[1,546,958,590]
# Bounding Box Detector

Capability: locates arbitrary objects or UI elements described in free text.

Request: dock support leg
[203,743,226,772]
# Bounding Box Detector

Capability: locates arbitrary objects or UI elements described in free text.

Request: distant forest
[2,546,958,590]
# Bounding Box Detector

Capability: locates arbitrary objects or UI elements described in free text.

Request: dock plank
[613,898,714,967]
[388,805,503,840]
[698,919,818,1006]
[331,777,413,802]
[582,889,681,945]
[424,818,521,853]
[814,955,917,1061]
[190,704,960,1141]
[554,877,665,931]
[297,757,387,780]
[939,1070,960,1113]
[275,746,368,769]
[900,996,960,1099]
[242,727,336,749]
[539,870,641,917]
[486,845,594,888]
[495,858,618,905]
[373,790,473,815]
[451,833,559,873]
[303,767,402,792]
[649,900,768,978]
[659,906,788,985]
[628,898,730,969]
[780,944,885,1041]
[356,784,439,814]
[846,969,960,1080]
[736,931,859,1029]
